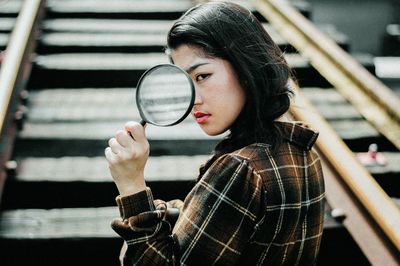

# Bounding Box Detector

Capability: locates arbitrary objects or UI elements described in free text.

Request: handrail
[254,0,400,151]
[290,82,400,264]
[0,0,43,127]
[253,0,400,260]
[0,0,44,200]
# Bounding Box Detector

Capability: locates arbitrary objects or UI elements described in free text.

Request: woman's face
[171,45,246,136]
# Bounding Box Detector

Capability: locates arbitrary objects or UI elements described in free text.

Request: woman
[105,2,325,265]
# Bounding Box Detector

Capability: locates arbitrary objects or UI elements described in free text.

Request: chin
[200,125,227,136]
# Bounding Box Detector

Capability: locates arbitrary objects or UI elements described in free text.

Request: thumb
[124,121,147,143]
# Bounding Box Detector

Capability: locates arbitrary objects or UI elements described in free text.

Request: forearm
[112,189,179,265]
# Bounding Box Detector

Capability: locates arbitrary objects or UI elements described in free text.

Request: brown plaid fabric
[111,121,325,265]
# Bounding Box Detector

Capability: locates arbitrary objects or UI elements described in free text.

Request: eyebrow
[185,62,209,74]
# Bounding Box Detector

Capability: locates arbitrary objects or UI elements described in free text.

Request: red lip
[193,112,210,124]
[193,112,208,118]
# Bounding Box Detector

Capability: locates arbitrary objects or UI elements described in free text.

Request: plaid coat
[112,121,325,265]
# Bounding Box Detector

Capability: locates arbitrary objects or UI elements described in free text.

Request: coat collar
[274,121,319,151]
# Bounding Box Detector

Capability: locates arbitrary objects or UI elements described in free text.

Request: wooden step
[0,0,311,21]
[0,1,21,18]
[27,53,328,88]
[44,0,311,21]
[358,152,400,197]
[4,150,399,209]
[14,119,219,157]
[38,32,167,54]
[300,87,395,151]
[301,87,400,197]
[0,205,368,266]
[2,155,206,209]
[45,0,196,20]
[0,207,122,266]
[38,32,166,54]
[374,56,400,95]
[17,87,389,155]
[0,18,15,32]
[42,19,173,34]
[37,22,349,54]
[27,88,138,122]
[0,33,8,50]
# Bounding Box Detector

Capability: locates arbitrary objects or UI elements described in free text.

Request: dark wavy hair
[167,1,294,154]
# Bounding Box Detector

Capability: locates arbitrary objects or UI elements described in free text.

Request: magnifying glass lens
[136,64,194,126]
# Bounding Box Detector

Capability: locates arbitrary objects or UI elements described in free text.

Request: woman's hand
[105,121,149,196]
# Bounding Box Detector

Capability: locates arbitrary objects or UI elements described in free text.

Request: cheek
[214,86,246,119]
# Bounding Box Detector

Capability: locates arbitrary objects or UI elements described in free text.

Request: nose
[193,86,203,105]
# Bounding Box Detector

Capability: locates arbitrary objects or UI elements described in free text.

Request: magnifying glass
[136,64,195,127]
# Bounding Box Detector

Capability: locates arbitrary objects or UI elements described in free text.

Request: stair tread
[0,205,340,240]
[32,53,309,70]
[23,87,379,141]
[301,87,348,104]
[358,152,400,174]
[15,155,205,182]
[41,32,166,47]
[47,0,193,13]
[13,152,400,183]
[19,119,217,140]
[38,24,347,50]
[0,207,119,239]
[300,88,380,137]
[0,18,15,32]
[0,33,9,47]
[0,1,22,15]
[43,19,173,33]
[28,88,367,122]
[329,120,380,139]
[28,88,138,122]
[374,56,400,79]
[34,53,169,70]
[301,88,363,120]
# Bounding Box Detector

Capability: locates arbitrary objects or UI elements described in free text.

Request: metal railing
[253,0,400,264]
[0,0,44,201]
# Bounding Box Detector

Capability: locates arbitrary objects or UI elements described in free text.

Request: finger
[108,138,122,154]
[124,121,147,144]
[115,130,132,148]
[105,147,117,164]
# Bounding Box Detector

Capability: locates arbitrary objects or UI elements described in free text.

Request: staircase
[1,0,399,265]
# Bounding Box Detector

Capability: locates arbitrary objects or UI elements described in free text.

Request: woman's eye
[196,74,210,82]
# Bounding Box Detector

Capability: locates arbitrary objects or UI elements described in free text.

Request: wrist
[116,176,146,197]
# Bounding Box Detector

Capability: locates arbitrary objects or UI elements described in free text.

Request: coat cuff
[115,188,155,220]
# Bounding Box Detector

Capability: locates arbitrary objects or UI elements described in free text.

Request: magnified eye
[196,74,210,82]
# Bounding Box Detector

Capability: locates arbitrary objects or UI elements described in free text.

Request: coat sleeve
[111,154,265,265]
